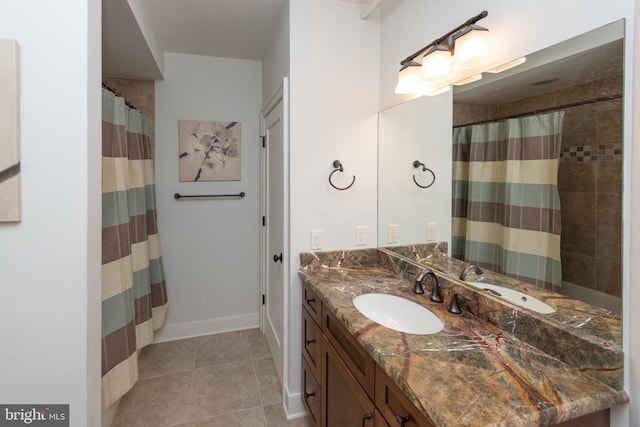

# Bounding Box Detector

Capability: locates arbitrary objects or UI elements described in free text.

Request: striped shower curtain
[101,89,168,411]
[452,111,564,289]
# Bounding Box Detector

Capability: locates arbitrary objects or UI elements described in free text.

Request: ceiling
[103,0,378,80]
[104,0,621,101]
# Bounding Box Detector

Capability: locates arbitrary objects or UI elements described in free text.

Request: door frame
[260,77,290,386]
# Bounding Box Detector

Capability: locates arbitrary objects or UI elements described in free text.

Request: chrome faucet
[412,269,443,303]
[459,264,483,281]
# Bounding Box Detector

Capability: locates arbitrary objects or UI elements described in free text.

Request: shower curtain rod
[102,80,139,110]
[453,93,622,128]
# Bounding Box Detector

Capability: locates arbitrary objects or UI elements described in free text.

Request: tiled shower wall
[453,74,623,298]
[103,77,156,160]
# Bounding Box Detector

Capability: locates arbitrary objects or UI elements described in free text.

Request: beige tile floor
[112,329,312,427]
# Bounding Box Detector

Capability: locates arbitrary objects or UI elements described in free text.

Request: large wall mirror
[377,20,624,315]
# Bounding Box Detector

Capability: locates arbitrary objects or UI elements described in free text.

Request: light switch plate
[426,223,437,241]
[387,224,398,243]
[356,226,367,246]
[311,229,323,250]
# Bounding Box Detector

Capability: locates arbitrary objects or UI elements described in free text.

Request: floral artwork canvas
[178,120,241,181]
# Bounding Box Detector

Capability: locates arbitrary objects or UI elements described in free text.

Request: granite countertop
[299,249,628,427]
[380,243,623,390]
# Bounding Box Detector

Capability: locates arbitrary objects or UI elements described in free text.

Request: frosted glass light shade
[394,62,423,94]
[420,46,453,84]
[454,27,494,71]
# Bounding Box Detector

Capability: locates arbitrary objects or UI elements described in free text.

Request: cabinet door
[323,308,376,399]
[375,409,391,427]
[302,357,321,427]
[375,365,436,427]
[321,336,376,427]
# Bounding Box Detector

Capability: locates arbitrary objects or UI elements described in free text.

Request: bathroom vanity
[298,248,627,427]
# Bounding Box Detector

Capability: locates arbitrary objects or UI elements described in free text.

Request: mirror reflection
[378,20,624,315]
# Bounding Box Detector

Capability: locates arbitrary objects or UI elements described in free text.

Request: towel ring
[412,160,436,189]
[329,160,356,190]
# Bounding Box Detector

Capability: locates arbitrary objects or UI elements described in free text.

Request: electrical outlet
[356,226,367,246]
[311,229,323,250]
[387,224,398,243]
[426,223,437,241]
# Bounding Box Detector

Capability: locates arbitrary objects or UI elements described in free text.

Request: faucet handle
[412,269,428,294]
[448,293,462,315]
[412,281,425,294]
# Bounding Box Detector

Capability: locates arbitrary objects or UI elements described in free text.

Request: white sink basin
[466,282,556,314]
[352,293,444,335]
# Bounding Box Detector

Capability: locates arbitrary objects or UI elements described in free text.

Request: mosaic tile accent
[561,143,623,162]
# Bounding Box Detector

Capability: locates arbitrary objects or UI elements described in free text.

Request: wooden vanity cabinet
[302,281,432,427]
[302,282,613,427]
[302,282,322,425]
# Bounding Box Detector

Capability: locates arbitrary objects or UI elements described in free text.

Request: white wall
[378,94,452,246]
[380,1,637,425]
[263,1,290,102]
[154,53,263,341]
[286,0,380,416]
[0,1,101,426]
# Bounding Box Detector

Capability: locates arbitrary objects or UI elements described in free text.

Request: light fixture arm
[399,10,488,67]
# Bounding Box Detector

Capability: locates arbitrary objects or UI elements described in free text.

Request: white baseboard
[152,312,260,343]
[284,384,307,420]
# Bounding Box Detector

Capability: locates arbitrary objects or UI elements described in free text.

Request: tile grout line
[183,338,198,425]
[249,332,271,427]
[114,329,301,427]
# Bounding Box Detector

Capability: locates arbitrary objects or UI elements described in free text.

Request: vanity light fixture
[395,11,524,96]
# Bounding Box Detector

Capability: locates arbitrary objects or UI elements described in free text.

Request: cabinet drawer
[302,357,321,427]
[323,309,376,399]
[302,304,321,377]
[375,365,435,427]
[302,281,321,324]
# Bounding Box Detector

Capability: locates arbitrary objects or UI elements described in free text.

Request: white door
[261,81,287,383]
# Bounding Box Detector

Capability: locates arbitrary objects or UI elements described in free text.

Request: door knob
[273,253,283,263]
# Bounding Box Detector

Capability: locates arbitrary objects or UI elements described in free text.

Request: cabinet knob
[361,411,372,426]
[395,414,410,426]
[305,338,316,346]
[304,391,315,399]
[273,253,283,263]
